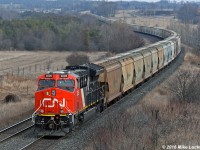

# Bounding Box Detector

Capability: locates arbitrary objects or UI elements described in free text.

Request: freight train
[32,15,181,136]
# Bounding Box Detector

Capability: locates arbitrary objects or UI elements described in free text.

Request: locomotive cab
[34,72,79,135]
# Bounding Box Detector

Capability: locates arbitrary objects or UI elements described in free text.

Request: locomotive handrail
[32,99,45,123]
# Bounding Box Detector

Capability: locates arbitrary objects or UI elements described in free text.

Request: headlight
[40,109,44,113]
[60,109,64,113]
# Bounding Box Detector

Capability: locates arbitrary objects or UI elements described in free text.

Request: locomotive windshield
[57,79,75,92]
[37,79,55,90]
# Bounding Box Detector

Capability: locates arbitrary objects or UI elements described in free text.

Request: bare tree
[167,70,200,103]
[177,2,199,24]
[99,22,144,53]
[91,1,117,17]
[169,21,200,55]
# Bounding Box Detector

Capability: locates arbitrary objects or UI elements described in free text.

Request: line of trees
[0,13,144,52]
[169,21,200,55]
[177,2,199,24]
[90,1,117,17]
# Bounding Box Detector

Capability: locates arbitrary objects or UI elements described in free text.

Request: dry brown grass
[0,74,36,99]
[140,86,169,108]
[129,16,173,28]
[0,74,36,128]
[0,100,34,127]
[112,10,174,28]
[0,51,107,75]
[184,51,200,68]
[85,95,200,150]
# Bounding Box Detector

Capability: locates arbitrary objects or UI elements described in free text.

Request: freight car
[32,15,181,136]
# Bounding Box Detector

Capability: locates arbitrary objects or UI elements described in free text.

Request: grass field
[0,51,106,128]
[112,10,175,28]
[0,75,36,127]
[0,51,107,75]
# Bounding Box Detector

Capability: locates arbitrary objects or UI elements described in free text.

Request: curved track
[0,13,182,150]
[48,45,185,150]
[0,32,162,150]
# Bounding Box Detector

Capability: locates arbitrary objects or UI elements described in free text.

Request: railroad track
[19,136,44,150]
[0,116,67,150]
[0,117,33,144]
[20,135,65,150]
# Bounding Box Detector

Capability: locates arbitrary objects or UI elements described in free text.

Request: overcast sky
[105,0,199,2]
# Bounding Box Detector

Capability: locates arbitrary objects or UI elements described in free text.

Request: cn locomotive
[32,15,181,136]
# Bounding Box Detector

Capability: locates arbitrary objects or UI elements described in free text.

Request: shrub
[66,53,90,66]
[3,94,21,103]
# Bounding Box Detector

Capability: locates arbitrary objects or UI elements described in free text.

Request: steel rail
[0,117,32,133]
[19,136,44,150]
[0,125,34,143]
[19,133,67,150]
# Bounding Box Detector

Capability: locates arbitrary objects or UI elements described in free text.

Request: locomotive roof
[64,63,104,77]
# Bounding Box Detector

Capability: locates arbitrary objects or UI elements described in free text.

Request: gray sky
[107,0,157,1]
[106,0,199,2]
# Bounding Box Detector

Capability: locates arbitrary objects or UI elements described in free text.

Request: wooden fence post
[27,84,28,95]
[35,64,37,72]
[18,67,20,75]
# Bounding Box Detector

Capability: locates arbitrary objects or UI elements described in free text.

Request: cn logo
[42,98,66,108]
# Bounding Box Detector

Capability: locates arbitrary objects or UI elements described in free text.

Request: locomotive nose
[43,88,56,97]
